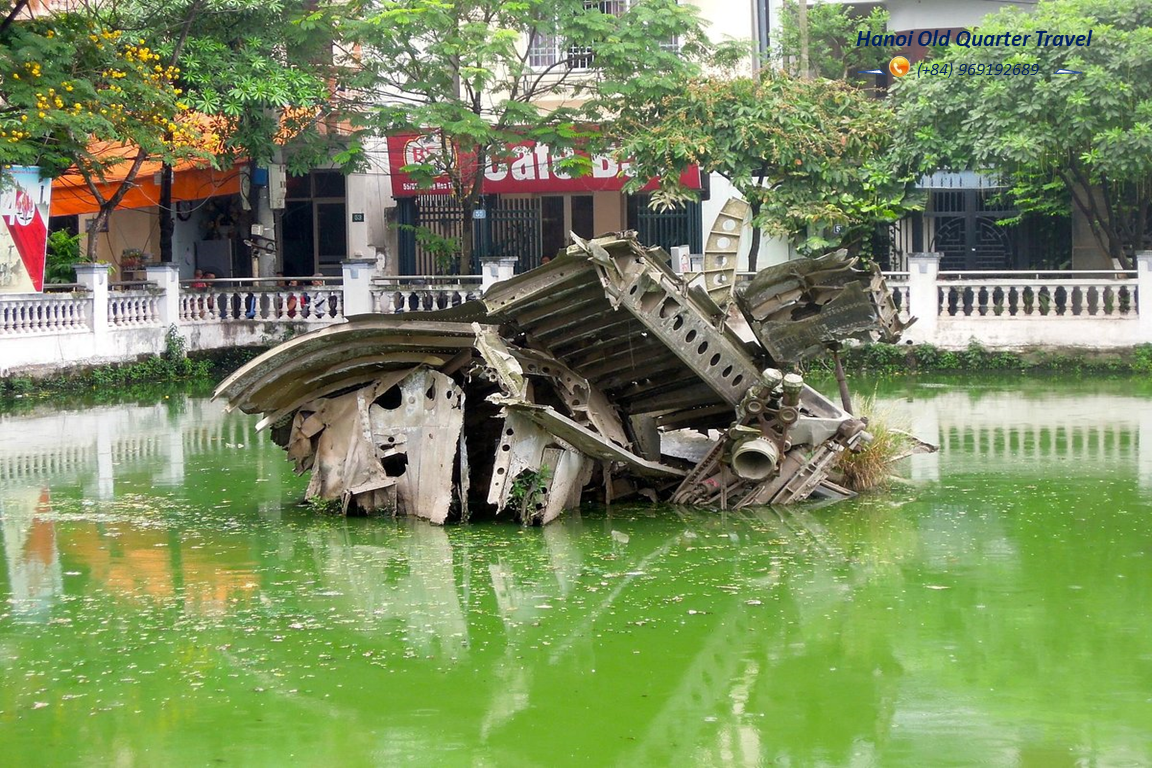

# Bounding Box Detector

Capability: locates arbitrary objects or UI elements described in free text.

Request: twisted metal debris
[216,218,910,525]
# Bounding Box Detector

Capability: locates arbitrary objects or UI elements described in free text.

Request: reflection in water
[0,383,1150,765]
[1,489,62,618]
[893,385,1152,491]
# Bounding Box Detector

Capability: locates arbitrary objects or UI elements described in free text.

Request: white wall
[700,173,790,270]
[885,0,1023,32]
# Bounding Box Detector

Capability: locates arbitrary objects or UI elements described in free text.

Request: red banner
[387,134,701,197]
[1,166,51,293]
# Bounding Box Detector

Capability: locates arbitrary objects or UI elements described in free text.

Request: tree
[890,0,1152,268]
[776,0,897,82]
[337,0,727,273]
[618,74,916,267]
[122,0,338,263]
[1,7,201,259]
[2,0,339,263]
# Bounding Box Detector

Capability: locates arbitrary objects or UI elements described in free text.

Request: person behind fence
[305,273,327,318]
[286,280,301,318]
[245,286,258,319]
[203,271,218,317]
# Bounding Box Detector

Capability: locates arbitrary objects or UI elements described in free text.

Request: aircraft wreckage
[216,205,910,525]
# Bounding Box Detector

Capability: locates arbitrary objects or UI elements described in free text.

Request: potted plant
[120,248,148,270]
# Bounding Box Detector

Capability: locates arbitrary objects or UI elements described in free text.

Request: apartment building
[49,0,1050,280]
[379,0,1048,277]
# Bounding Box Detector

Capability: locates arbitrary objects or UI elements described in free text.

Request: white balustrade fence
[371,277,483,314]
[179,286,345,324]
[903,253,1152,349]
[108,290,162,328]
[3,254,1152,376]
[1,293,89,336]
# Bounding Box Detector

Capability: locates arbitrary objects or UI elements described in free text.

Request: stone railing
[4,254,1152,375]
[108,289,163,328]
[179,282,345,324]
[937,271,1137,319]
[904,253,1152,349]
[0,292,90,336]
[371,276,483,314]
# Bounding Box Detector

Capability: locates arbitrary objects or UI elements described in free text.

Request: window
[529,0,674,71]
[528,29,561,69]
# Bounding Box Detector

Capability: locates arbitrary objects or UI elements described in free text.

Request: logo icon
[889,56,910,78]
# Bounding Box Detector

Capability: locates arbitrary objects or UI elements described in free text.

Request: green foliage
[336,0,725,269]
[838,341,1152,374]
[0,11,197,180]
[140,0,337,170]
[1130,344,1152,373]
[508,465,552,525]
[620,73,919,256]
[890,0,1152,266]
[44,230,81,284]
[776,1,896,82]
[396,224,461,275]
[836,395,911,492]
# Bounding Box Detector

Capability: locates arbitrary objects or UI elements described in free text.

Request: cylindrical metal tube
[782,373,803,406]
[730,437,781,481]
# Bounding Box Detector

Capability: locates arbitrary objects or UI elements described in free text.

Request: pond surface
[1,378,1151,767]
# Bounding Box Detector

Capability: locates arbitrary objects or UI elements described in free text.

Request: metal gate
[628,194,703,254]
[397,195,542,275]
[482,197,542,272]
[928,189,1015,271]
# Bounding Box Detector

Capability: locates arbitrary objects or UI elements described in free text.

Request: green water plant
[835,395,913,492]
[508,465,553,525]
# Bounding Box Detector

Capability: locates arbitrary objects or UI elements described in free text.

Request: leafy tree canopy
[134,0,339,173]
[0,9,196,180]
[619,73,916,262]
[333,0,739,271]
[775,0,897,82]
[891,0,1152,267]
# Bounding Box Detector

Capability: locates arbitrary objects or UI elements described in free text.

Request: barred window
[528,0,678,71]
[528,30,560,68]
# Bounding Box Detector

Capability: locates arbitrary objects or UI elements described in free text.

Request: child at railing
[286,280,302,318]
[190,269,208,318]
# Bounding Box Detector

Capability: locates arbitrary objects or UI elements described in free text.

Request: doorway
[281,171,347,277]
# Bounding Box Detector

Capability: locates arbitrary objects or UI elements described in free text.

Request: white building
[57,0,1051,281]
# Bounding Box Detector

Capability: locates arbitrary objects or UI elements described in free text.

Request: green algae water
[1,378,1151,766]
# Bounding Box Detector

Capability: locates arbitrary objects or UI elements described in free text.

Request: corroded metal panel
[216,215,910,524]
[700,197,749,306]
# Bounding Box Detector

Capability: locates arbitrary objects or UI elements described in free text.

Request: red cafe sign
[387,134,701,197]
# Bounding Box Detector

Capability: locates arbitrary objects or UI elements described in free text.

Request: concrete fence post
[1137,251,1152,343]
[146,264,181,327]
[481,256,518,293]
[75,263,109,356]
[341,257,377,317]
[906,252,942,345]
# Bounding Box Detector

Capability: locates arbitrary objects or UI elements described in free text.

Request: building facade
[55,0,1065,281]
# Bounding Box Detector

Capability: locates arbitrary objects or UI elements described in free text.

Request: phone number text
[916,62,1041,77]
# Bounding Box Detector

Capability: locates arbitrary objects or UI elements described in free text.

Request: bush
[836,395,912,492]
[44,230,81,284]
[841,341,1151,375]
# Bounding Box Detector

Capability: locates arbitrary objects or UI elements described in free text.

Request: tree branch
[0,0,30,36]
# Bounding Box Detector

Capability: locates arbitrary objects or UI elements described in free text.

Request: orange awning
[51,154,241,217]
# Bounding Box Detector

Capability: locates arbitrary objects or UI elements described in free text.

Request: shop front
[387,135,703,275]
